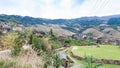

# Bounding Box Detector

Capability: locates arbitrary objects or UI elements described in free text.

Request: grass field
[68,45,120,68]
[68,54,120,68]
[71,45,120,60]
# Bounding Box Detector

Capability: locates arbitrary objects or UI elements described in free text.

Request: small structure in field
[60,53,69,68]
[72,33,87,40]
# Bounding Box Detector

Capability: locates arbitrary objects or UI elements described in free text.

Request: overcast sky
[0,0,120,19]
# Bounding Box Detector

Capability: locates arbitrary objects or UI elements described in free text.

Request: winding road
[57,47,82,68]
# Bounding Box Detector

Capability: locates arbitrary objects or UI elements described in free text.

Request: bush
[31,35,53,55]
[1,32,20,49]
[84,55,103,68]
[32,35,40,49]
[70,39,80,45]
[51,41,62,49]
[52,53,62,68]
[42,52,52,66]
[11,33,24,56]
[0,60,14,68]
[11,44,21,56]
[0,60,4,68]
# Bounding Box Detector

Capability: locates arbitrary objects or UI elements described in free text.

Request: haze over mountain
[0,14,120,40]
[0,14,120,25]
[0,0,120,19]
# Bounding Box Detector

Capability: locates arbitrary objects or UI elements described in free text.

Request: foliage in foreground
[31,33,62,68]
[84,55,103,68]
[1,32,20,49]
[11,34,24,56]
[1,32,24,56]
[0,60,14,68]
[52,53,62,68]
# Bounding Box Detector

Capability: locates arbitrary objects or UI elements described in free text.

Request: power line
[103,0,112,12]
[88,0,101,16]
[93,0,110,16]
[92,0,107,16]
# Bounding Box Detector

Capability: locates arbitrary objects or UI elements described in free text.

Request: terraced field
[71,45,120,60]
[69,45,120,68]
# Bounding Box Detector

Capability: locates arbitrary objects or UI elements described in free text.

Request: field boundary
[70,52,120,65]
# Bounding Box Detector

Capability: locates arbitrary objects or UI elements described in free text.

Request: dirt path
[0,50,11,56]
[57,47,82,68]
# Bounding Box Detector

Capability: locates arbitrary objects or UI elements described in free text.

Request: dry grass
[82,27,120,40]
[0,47,54,68]
[13,48,44,68]
[26,24,74,36]
[102,27,120,39]
[82,28,104,38]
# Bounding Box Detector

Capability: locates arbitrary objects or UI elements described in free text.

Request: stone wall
[70,52,120,65]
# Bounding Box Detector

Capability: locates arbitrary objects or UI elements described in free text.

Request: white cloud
[0,0,120,19]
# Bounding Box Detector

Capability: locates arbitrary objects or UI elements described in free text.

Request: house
[96,36,107,44]
[72,34,87,40]
[116,40,120,45]
[12,27,23,31]
[107,39,117,45]
[2,25,11,34]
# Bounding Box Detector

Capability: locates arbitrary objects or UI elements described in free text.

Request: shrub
[0,60,14,68]
[43,63,48,68]
[11,32,24,56]
[1,32,20,49]
[84,55,103,68]
[42,52,52,67]
[51,41,62,49]
[12,44,21,56]
[32,35,40,49]
[0,60,4,68]
[52,53,62,68]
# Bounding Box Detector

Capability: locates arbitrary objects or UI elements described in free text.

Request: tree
[50,28,56,40]
[29,34,33,44]
[50,28,54,36]
[31,35,47,52]
[31,35,41,49]
[23,29,32,44]
[1,32,24,56]
[1,32,20,49]
[12,33,24,56]
[108,18,120,26]
[52,53,61,68]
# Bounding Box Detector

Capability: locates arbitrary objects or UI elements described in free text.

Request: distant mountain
[0,14,51,25]
[0,14,120,37]
[83,27,120,40]
[0,14,120,25]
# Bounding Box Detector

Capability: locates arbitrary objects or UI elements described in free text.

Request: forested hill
[0,14,50,25]
[0,14,120,26]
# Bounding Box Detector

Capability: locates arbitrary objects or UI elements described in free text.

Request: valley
[0,14,120,68]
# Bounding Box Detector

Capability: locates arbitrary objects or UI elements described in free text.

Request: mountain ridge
[0,14,120,40]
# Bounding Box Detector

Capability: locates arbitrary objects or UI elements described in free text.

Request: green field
[68,54,120,68]
[68,45,120,68]
[71,45,120,60]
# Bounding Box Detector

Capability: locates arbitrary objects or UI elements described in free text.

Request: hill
[82,28,104,38]
[0,14,120,39]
